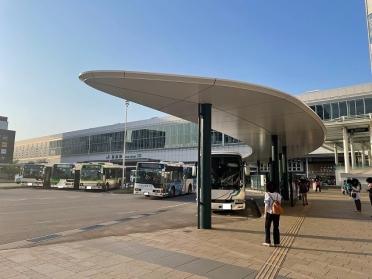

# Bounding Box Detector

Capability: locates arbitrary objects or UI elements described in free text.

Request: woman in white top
[263,181,282,247]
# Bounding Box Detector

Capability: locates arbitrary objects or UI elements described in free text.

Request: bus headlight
[234,199,245,204]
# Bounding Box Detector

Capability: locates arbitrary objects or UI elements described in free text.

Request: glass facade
[14,121,240,160]
[309,97,372,120]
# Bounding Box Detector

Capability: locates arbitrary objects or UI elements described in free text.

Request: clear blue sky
[1,0,371,140]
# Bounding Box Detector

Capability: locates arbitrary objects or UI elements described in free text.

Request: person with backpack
[262,181,282,247]
[299,178,309,206]
[351,178,362,212]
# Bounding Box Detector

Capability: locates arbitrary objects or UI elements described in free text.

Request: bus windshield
[22,165,44,179]
[136,163,164,187]
[136,169,162,186]
[211,156,241,189]
[81,165,102,181]
[52,164,74,180]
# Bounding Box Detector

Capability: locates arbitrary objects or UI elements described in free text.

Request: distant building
[14,116,250,166]
[0,116,16,164]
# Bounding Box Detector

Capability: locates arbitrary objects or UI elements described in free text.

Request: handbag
[271,194,284,215]
[351,192,357,199]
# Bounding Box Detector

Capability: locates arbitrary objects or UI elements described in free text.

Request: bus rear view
[211,153,246,211]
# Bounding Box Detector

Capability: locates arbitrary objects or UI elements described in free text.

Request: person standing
[351,178,362,212]
[366,177,372,211]
[263,181,282,247]
[299,178,309,206]
[315,177,321,192]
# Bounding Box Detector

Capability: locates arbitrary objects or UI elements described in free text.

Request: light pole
[122,100,129,188]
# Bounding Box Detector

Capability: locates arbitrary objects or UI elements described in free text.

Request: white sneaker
[262,242,271,247]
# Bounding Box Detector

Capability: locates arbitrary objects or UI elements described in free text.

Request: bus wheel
[171,187,176,197]
[188,184,192,194]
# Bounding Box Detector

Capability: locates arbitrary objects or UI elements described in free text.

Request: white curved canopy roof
[79,71,325,160]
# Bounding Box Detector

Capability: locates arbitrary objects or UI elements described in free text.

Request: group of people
[343,177,372,213]
[262,176,372,247]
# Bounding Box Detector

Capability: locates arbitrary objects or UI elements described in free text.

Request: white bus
[20,163,51,187]
[211,152,247,211]
[79,162,122,191]
[133,162,196,197]
[183,164,197,194]
[50,163,79,189]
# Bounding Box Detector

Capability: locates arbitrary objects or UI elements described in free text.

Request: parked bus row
[20,162,124,191]
[18,152,248,211]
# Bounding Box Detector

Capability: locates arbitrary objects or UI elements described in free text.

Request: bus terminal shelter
[79,71,325,229]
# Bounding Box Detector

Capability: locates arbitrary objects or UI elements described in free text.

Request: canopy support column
[282,146,289,201]
[334,144,338,166]
[350,137,356,169]
[198,103,212,229]
[342,127,350,173]
[271,135,280,192]
[362,145,366,168]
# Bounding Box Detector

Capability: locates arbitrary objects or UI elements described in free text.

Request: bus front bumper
[211,200,245,211]
[134,188,168,197]
[79,183,103,190]
[51,184,74,189]
[21,181,43,187]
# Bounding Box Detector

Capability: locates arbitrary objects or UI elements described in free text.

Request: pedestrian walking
[299,178,309,206]
[351,178,362,212]
[366,177,372,213]
[262,181,282,247]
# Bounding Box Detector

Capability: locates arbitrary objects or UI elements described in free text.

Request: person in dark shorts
[299,178,309,206]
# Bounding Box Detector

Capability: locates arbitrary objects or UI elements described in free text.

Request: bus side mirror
[192,166,197,177]
[244,166,249,176]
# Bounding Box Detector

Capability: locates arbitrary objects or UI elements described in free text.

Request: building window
[339,101,347,116]
[315,105,323,119]
[356,99,365,115]
[288,161,303,172]
[365,98,372,113]
[331,102,339,119]
[323,103,331,120]
[348,100,356,116]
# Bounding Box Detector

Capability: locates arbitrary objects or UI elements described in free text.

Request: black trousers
[354,199,361,212]
[369,194,372,206]
[265,213,280,244]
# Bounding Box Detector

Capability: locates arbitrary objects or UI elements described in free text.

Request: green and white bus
[79,162,122,191]
[50,163,79,189]
[133,162,196,197]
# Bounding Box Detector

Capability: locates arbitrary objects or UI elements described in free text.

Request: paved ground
[0,187,201,245]
[0,188,371,278]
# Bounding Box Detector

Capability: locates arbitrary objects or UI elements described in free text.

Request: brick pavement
[0,189,371,278]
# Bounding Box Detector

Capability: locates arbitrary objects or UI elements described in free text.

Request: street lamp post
[122,100,129,188]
